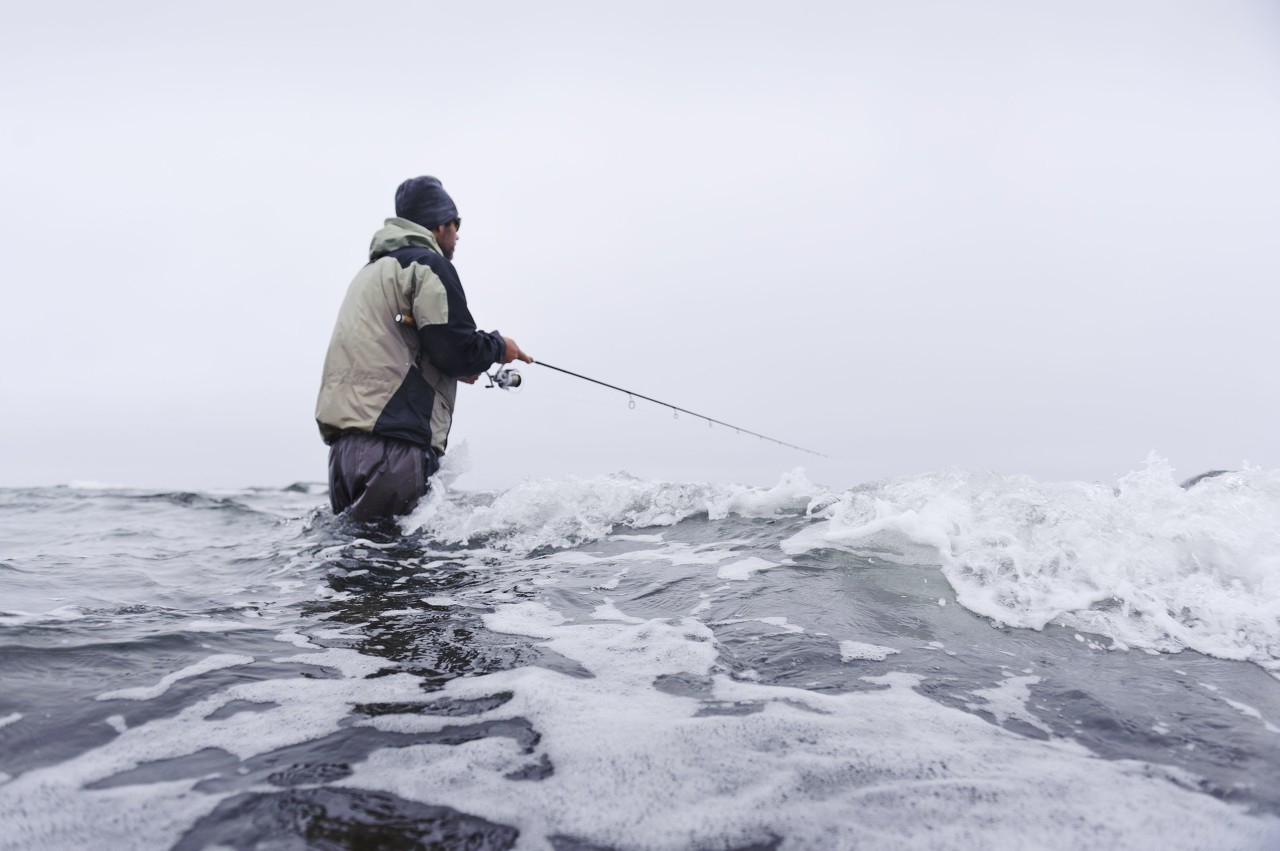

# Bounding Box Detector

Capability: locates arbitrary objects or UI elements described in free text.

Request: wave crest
[402,468,823,552]
[784,456,1280,667]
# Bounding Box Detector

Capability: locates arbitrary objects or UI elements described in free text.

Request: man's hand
[501,336,534,364]
[459,374,480,384]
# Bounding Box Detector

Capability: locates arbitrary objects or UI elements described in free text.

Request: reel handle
[485,367,522,390]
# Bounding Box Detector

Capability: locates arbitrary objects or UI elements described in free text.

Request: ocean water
[2,455,1278,850]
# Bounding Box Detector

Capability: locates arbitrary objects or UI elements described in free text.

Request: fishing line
[487,361,827,458]
[393,314,826,457]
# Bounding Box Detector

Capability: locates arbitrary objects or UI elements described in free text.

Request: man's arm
[414,260,530,377]
[418,320,505,378]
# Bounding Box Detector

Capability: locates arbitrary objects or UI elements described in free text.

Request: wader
[328,433,440,523]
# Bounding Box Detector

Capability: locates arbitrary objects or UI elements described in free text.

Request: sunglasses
[451,217,462,232]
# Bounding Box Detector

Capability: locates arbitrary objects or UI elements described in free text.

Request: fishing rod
[392,313,825,456]
[485,361,828,458]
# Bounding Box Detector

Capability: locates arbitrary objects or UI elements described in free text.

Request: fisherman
[315,176,531,522]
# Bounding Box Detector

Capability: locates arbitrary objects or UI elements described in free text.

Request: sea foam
[783,456,1280,668]
[404,457,1280,669]
[339,600,1278,850]
[403,467,821,551]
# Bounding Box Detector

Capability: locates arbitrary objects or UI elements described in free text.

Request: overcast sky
[2,1,1277,492]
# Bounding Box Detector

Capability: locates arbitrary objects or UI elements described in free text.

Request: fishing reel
[484,367,522,391]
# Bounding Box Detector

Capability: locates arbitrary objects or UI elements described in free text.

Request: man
[315,175,531,522]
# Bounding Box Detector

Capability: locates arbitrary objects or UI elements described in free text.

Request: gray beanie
[394,176,458,229]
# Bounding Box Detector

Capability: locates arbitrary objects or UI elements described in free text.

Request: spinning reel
[484,367,522,390]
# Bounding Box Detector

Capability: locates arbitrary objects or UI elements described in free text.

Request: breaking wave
[407,454,1280,670]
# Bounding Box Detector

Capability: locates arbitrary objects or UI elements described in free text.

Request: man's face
[434,219,459,260]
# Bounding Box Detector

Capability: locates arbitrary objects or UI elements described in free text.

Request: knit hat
[394,176,458,229]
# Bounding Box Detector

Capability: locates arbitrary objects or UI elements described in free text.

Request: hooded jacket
[315,218,505,455]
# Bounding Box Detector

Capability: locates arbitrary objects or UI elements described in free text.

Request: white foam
[433,438,473,488]
[0,713,21,730]
[1214,695,1280,734]
[104,715,127,734]
[782,456,1280,667]
[0,660,429,849]
[312,582,352,601]
[485,603,570,638]
[706,468,824,520]
[594,568,629,590]
[309,624,367,640]
[716,557,778,581]
[402,468,825,552]
[336,600,1278,850]
[273,630,316,648]
[715,616,805,634]
[654,545,742,567]
[21,462,1266,848]
[95,655,254,702]
[964,673,1054,735]
[546,552,605,566]
[839,641,899,662]
[272,647,387,679]
[591,601,646,624]
[396,457,1280,668]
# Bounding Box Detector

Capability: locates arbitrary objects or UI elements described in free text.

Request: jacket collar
[368,217,442,261]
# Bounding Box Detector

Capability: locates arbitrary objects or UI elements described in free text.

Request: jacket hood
[369,217,442,261]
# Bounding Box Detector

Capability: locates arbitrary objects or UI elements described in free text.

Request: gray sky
[2,1,1277,492]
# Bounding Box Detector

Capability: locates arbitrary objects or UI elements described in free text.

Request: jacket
[315,217,505,454]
